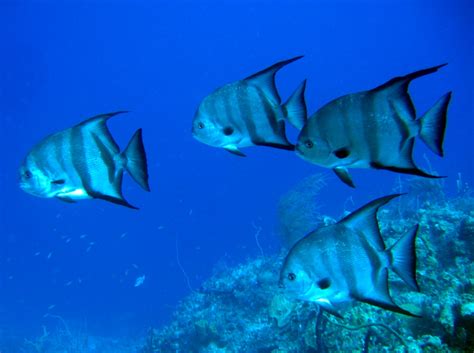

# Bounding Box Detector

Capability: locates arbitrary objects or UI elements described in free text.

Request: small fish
[296,65,451,187]
[134,275,146,287]
[19,111,150,208]
[280,194,420,317]
[192,56,307,156]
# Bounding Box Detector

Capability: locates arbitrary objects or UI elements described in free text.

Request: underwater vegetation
[14,315,140,353]
[140,178,473,353]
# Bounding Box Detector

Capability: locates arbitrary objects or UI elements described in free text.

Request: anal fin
[56,196,77,204]
[88,190,138,210]
[224,145,246,157]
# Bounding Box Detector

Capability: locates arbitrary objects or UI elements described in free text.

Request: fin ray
[122,129,150,192]
[340,194,402,251]
[419,92,451,157]
[282,79,307,130]
[388,225,420,291]
[244,56,303,104]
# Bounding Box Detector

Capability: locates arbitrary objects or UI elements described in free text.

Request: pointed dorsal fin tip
[244,56,304,104]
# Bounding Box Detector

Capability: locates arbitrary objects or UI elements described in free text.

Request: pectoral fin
[315,298,344,319]
[56,196,77,203]
[333,167,355,188]
[224,145,246,157]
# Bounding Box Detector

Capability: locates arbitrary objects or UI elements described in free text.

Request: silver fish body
[19,111,150,209]
[192,56,307,156]
[296,64,451,187]
[280,194,420,317]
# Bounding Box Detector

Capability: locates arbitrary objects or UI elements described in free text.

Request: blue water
[1,0,472,344]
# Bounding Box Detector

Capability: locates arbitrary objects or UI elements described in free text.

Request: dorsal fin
[372,64,447,94]
[77,111,128,153]
[244,56,303,104]
[77,111,129,128]
[339,194,402,251]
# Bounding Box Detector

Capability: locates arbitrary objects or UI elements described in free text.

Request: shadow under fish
[19,111,150,209]
[192,56,307,156]
[280,194,421,318]
[296,64,451,187]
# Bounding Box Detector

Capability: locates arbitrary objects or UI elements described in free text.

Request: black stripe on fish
[366,93,380,163]
[388,99,413,152]
[370,161,445,178]
[54,135,68,176]
[354,268,420,317]
[359,232,383,295]
[320,239,337,285]
[51,179,65,185]
[344,232,362,296]
[240,89,261,143]
[91,132,116,185]
[87,170,138,210]
[251,89,294,149]
[244,56,304,105]
[256,88,279,134]
[226,89,241,132]
[70,126,91,193]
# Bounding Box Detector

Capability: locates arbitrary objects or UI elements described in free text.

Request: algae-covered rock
[268,294,296,328]
[141,192,474,353]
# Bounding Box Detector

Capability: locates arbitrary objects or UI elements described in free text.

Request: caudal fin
[122,129,150,191]
[387,225,420,292]
[419,92,451,157]
[282,79,307,130]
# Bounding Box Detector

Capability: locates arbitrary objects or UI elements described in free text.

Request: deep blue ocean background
[1,0,472,343]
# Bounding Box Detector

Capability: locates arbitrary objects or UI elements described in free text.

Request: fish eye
[223,126,234,136]
[317,278,331,289]
[287,273,297,281]
[197,122,205,129]
[24,170,33,179]
[304,140,314,149]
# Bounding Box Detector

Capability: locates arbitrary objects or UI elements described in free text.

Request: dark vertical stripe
[365,93,380,163]
[70,127,91,192]
[91,133,116,185]
[360,233,383,292]
[55,134,68,175]
[341,232,359,296]
[256,89,278,135]
[239,87,261,142]
[318,241,336,295]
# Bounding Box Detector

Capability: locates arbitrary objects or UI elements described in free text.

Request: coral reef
[141,190,474,353]
[277,173,328,248]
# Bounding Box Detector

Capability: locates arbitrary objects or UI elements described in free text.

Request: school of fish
[19,56,452,318]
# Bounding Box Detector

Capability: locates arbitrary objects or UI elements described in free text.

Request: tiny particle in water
[34,252,41,256]
[47,304,56,310]
[47,252,53,259]
[120,232,127,239]
[79,234,88,239]
[65,281,73,287]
